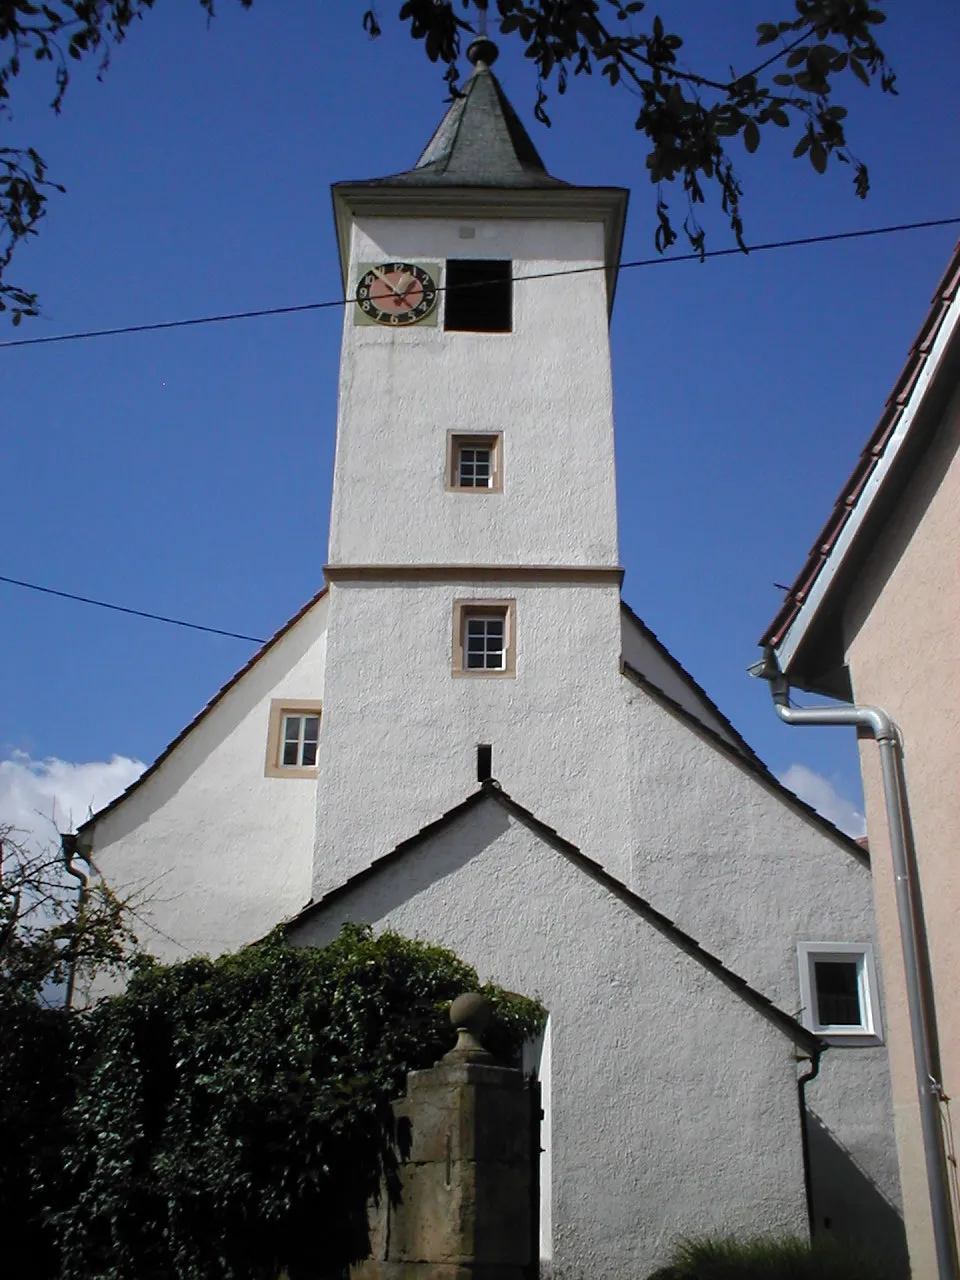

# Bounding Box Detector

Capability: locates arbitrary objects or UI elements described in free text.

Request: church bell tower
[313,37,631,892]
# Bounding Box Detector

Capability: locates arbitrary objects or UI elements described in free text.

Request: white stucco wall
[619,682,903,1220]
[75,181,902,1269]
[312,576,635,893]
[87,594,329,967]
[309,560,901,1228]
[620,606,746,752]
[328,216,619,568]
[292,800,811,1280]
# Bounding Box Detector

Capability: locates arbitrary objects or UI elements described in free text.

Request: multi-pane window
[282,713,320,768]
[465,614,506,670]
[458,444,492,488]
[265,700,323,777]
[797,942,882,1042]
[448,433,502,492]
[452,600,515,677]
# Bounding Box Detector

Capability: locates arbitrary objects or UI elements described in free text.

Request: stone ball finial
[466,37,499,68]
[450,992,492,1035]
[443,992,496,1063]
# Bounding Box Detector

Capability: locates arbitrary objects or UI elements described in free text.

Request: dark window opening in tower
[445,260,512,333]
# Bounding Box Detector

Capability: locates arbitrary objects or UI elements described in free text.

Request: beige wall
[844,387,960,1277]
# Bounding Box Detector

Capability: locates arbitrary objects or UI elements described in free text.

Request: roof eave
[76,586,330,842]
[332,182,630,317]
[763,249,960,694]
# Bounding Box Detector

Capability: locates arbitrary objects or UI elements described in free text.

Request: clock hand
[371,266,405,298]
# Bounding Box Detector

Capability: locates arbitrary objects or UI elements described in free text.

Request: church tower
[312,38,631,892]
[76,43,904,1267]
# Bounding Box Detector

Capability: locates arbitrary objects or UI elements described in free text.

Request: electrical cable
[3,211,959,643]
[1,214,958,351]
[0,573,267,643]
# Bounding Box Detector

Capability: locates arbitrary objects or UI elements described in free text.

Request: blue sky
[2,1,958,837]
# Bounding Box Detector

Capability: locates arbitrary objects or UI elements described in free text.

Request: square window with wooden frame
[797,942,883,1044]
[452,600,516,677]
[448,433,502,492]
[265,700,323,778]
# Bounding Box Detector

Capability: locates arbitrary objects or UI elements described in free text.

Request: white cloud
[0,751,146,852]
[778,763,866,840]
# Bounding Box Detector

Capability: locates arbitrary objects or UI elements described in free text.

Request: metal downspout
[761,666,958,1280]
[60,832,88,1011]
[797,1048,823,1238]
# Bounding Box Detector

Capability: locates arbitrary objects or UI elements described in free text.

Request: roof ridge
[416,74,474,177]
[286,778,822,1055]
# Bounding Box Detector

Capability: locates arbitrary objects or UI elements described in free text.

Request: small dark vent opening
[445,260,512,333]
[477,744,492,782]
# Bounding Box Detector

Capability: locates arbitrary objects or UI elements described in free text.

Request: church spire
[352,37,567,191]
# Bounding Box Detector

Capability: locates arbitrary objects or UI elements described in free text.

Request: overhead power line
[0,573,266,644]
[1,214,958,351]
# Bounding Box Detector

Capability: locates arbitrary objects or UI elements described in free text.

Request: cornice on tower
[330,40,628,312]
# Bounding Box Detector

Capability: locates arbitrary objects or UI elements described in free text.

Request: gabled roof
[75,587,328,843]
[759,240,960,696]
[287,778,823,1056]
[620,660,869,864]
[620,600,764,768]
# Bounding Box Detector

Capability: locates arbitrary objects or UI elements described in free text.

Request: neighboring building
[759,240,960,1277]
[78,40,907,1278]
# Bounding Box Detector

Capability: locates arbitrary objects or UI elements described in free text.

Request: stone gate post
[353,992,533,1280]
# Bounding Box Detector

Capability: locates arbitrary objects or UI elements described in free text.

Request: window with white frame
[797,942,883,1043]
[281,712,320,767]
[452,600,516,677]
[459,444,492,488]
[264,699,323,777]
[448,433,502,492]
[466,614,505,669]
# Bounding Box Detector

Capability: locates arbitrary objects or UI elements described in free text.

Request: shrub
[54,924,544,1280]
[647,1233,900,1279]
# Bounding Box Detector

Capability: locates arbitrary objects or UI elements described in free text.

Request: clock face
[355,262,439,326]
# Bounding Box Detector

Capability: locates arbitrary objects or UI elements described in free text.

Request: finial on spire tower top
[467,0,499,68]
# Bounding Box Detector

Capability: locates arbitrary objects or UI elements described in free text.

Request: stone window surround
[797,941,883,1045]
[264,699,324,778]
[452,599,516,678]
[446,431,503,493]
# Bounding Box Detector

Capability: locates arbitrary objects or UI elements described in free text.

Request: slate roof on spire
[357,58,568,190]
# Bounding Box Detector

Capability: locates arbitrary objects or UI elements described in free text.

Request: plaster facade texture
[617,685,904,1243]
[77,173,905,1268]
[327,217,619,568]
[842,386,960,1276]
[620,608,747,753]
[291,800,811,1280]
[86,595,329,967]
[311,577,635,893]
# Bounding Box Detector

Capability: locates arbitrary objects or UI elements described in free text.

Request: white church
[79,38,909,1279]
